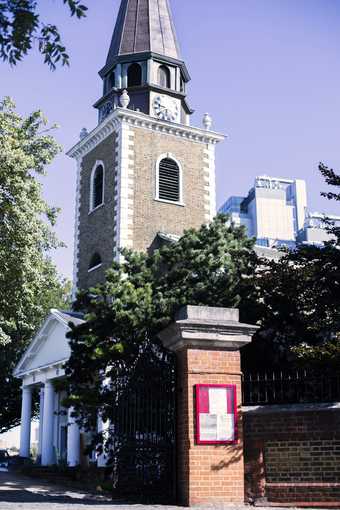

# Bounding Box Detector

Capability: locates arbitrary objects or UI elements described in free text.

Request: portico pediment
[14,309,84,379]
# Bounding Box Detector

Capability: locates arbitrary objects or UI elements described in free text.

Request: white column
[115,63,122,89]
[38,387,44,457]
[147,59,152,85]
[175,67,181,92]
[19,386,32,458]
[122,64,128,88]
[97,415,110,468]
[67,407,80,467]
[41,381,55,466]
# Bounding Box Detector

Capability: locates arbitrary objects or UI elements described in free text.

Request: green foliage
[244,164,340,370]
[293,334,340,370]
[319,162,340,242]
[243,242,340,370]
[320,162,340,202]
[0,0,87,69]
[63,215,258,448]
[0,97,71,432]
[64,207,340,460]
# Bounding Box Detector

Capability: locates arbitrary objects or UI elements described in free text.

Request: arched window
[88,252,102,271]
[127,63,142,87]
[158,65,171,89]
[157,156,181,203]
[90,163,104,211]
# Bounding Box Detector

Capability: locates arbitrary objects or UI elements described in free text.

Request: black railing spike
[242,369,340,406]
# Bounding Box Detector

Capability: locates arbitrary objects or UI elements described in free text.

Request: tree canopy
[0,1,87,69]
[319,162,340,241]
[243,242,340,370]
[243,163,340,371]
[63,165,340,460]
[63,216,258,451]
[0,97,71,432]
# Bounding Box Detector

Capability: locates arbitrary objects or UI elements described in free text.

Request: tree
[243,163,340,371]
[63,215,258,456]
[319,162,340,241]
[320,162,340,203]
[242,242,340,370]
[0,1,87,70]
[0,97,71,432]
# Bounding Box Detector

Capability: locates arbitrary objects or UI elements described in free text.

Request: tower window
[90,163,105,211]
[157,157,182,203]
[127,63,142,87]
[158,65,171,89]
[88,253,102,271]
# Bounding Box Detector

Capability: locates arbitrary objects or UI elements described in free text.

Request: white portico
[14,309,84,466]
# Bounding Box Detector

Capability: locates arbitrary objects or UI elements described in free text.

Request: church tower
[68,0,224,293]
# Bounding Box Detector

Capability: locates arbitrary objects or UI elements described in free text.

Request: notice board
[195,384,237,444]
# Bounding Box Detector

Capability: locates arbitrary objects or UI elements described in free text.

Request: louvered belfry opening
[158,158,180,202]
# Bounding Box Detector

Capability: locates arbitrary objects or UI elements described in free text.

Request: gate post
[159,306,258,507]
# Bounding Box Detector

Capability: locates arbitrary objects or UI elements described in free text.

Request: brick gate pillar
[159,306,258,507]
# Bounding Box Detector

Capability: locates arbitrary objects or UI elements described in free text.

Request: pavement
[0,470,324,510]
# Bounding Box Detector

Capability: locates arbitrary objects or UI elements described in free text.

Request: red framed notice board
[195,384,238,445]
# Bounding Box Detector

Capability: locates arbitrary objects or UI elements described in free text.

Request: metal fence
[242,369,340,405]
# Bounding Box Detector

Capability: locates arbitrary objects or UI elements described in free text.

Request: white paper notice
[199,413,217,441]
[209,388,228,415]
[216,414,234,441]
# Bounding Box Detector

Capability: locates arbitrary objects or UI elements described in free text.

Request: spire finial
[79,127,88,140]
[203,113,212,131]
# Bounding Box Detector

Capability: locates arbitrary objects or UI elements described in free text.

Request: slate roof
[106,0,181,66]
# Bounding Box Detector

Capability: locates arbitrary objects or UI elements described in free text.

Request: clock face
[153,95,179,122]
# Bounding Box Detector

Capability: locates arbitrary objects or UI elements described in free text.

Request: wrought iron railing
[242,369,340,405]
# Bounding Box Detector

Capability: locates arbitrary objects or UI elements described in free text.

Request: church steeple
[106,0,181,63]
[94,0,192,125]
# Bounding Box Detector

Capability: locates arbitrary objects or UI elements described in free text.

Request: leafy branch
[0,0,88,69]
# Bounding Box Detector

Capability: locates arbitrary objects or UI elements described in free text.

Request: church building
[14,0,224,467]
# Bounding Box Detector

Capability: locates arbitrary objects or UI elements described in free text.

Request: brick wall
[76,124,213,291]
[132,128,208,252]
[244,406,340,504]
[176,348,244,506]
[77,133,117,290]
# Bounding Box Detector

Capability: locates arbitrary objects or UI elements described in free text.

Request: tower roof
[106,0,181,65]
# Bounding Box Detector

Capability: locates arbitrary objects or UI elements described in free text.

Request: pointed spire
[106,0,181,66]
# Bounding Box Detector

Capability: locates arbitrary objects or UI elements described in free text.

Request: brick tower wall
[77,133,117,290]
[131,128,209,252]
[75,121,215,292]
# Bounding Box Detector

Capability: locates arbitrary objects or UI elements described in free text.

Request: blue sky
[1,0,340,279]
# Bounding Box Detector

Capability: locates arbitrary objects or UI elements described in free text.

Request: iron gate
[110,347,176,501]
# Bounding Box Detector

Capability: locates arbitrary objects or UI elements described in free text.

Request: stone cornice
[158,305,259,352]
[99,51,191,81]
[67,108,225,160]
[67,116,121,160]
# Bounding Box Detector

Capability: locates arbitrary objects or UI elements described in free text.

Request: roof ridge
[156,0,166,55]
[118,0,129,55]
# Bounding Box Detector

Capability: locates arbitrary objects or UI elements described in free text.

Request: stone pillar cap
[158,305,259,352]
